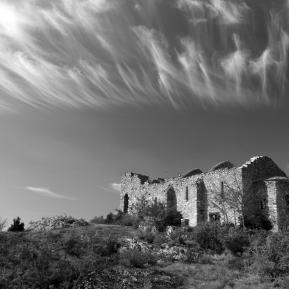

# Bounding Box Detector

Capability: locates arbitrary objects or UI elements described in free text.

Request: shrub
[63,235,85,257]
[131,196,183,232]
[137,229,155,243]
[28,215,89,231]
[153,232,170,247]
[249,232,289,278]
[225,230,250,256]
[194,223,225,254]
[92,210,138,227]
[96,236,120,257]
[244,213,273,231]
[0,218,7,232]
[8,217,24,232]
[90,216,106,224]
[118,214,139,227]
[164,210,182,227]
[132,196,166,221]
[119,248,157,268]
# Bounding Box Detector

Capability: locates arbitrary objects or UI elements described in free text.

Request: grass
[0,222,288,288]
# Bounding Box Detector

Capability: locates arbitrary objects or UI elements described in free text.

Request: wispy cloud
[25,186,76,200]
[0,0,287,111]
[110,183,121,193]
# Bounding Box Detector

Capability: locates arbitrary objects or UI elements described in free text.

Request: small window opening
[185,187,189,201]
[209,212,221,223]
[285,195,289,207]
[258,199,266,210]
[220,181,224,199]
[123,194,129,213]
[181,219,189,226]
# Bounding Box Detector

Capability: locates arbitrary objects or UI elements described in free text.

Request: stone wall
[120,167,243,226]
[120,172,202,226]
[265,179,278,230]
[202,167,242,225]
[241,156,286,193]
[276,179,289,230]
[241,156,286,229]
[265,178,289,231]
[120,156,287,230]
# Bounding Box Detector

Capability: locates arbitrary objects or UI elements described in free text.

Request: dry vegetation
[1,207,289,288]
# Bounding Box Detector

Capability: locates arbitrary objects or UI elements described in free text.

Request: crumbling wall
[120,167,242,226]
[241,156,286,228]
[202,167,243,225]
[120,172,202,226]
[120,156,287,230]
[241,156,286,192]
[276,179,289,230]
[265,178,289,231]
[265,180,278,230]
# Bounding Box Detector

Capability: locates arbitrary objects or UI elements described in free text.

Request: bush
[194,223,225,254]
[96,236,120,257]
[249,232,289,278]
[90,216,106,224]
[118,214,139,227]
[137,229,155,243]
[0,218,7,232]
[164,210,182,227]
[8,217,24,232]
[119,248,157,268]
[91,210,138,227]
[131,196,183,232]
[63,235,85,257]
[225,230,250,256]
[28,215,89,231]
[153,232,170,247]
[244,213,273,231]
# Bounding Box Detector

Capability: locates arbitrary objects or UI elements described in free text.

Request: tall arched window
[123,194,129,213]
[167,187,177,212]
[185,187,189,201]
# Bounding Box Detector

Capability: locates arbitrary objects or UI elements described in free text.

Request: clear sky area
[0,0,289,224]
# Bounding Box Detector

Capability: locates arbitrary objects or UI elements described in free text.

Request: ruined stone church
[120,156,289,231]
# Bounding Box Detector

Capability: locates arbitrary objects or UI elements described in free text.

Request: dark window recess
[185,187,189,201]
[285,195,289,207]
[123,194,129,213]
[220,181,224,199]
[181,219,189,226]
[258,199,266,210]
[209,212,221,222]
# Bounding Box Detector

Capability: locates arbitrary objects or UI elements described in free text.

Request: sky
[0,0,289,225]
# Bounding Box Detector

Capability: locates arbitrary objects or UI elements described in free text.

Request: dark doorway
[124,194,129,213]
[197,180,207,224]
[167,187,177,213]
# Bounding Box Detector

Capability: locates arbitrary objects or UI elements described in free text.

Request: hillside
[1,219,289,289]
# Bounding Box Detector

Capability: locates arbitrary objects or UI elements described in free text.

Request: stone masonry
[120,156,289,231]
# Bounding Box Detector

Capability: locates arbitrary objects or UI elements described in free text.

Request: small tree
[131,196,182,231]
[210,176,245,228]
[0,217,7,231]
[8,217,25,232]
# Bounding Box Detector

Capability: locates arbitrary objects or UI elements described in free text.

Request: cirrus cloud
[110,183,121,193]
[25,186,76,201]
[0,0,288,111]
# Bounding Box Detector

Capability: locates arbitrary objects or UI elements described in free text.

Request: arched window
[220,181,224,199]
[123,194,129,213]
[185,187,189,201]
[167,187,177,212]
